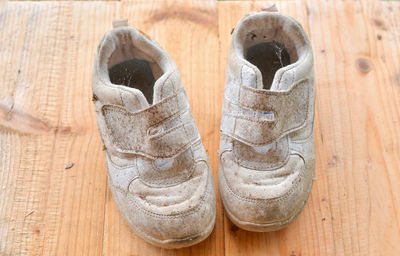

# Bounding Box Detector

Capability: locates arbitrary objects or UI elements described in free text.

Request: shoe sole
[129,212,216,249]
[109,169,216,249]
[221,177,313,232]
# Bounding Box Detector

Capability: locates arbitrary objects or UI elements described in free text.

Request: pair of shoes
[92,11,314,249]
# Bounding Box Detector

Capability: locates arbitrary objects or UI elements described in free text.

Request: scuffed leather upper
[219,12,315,229]
[92,27,215,247]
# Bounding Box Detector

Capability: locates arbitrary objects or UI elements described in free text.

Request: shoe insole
[246,42,291,90]
[109,58,155,104]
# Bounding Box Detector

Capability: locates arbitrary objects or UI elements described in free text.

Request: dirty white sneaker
[219,12,315,232]
[92,25,216,248]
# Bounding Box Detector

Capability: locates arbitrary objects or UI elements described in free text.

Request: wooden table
[1,0,399,255]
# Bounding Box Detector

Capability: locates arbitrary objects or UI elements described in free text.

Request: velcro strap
[221,79,310,146]
[101,91,200,159]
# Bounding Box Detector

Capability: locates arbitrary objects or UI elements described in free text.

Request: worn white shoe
[92,25,216,248]
[219,12,315,231]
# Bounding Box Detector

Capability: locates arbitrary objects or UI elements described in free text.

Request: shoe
[92,24,216,248]
[218,11,315,232]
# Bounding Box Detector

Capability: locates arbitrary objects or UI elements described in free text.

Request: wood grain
[0,0,400,255]
[307,0,400,255]
[0,2,120,255]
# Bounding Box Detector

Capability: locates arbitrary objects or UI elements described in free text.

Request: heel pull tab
[112,19,128,28]
[261,3,279,12]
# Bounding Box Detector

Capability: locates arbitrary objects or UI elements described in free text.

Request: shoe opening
[246,42,291,90]
[235,13,309,90]
[106,29,164,104]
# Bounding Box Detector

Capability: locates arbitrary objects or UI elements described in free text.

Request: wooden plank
[306,0,400,255]
[357,0,400,254]
[8,0,115,1]
[1,0,400,255]
[306,1,370,255]
[101,0,223,255]
[0,2,121,255]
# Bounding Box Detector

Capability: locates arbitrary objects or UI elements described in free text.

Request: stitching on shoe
[220,152,307,203]
[146,149,195,186]
[275,43,311,87]
[150,147,194,172]
[223,174,313,225]
[122,165,212,219]
[160,69,176,100]
[292,66,296,86]
[233,139,291,171]
[103,117,194,158]
[221,120,308,147]
[142,157,202,188]
[102,89,184,127]
[106,155,136,170]
[232,136,290,170]
[221,163,306,203]
[290,124,314,144]
[126,214,215,247]
[148,107,188,130]
[112,176,210,219]
[111,162,211,218]
[222,86,310,146]
[224,113,278,126]
[239,77,309,98]
[148,122,185,140]
[105,140,201,187]
[106,148,198,187]
[101,91,199,158]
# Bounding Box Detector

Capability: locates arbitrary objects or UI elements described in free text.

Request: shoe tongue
[119,70,180,112]
[119,87,149,112]
[240,61,284,91]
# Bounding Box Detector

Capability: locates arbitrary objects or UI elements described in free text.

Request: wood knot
[230,224,239,233]
[356,58,371,73]
[372,18,387,30]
